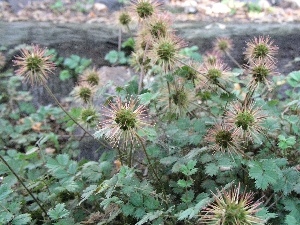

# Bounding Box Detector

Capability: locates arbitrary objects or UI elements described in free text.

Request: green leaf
[255,207,277,221]
[287,71,300,87]
[130,192,143,207]
[136,211,163,225]
[177,179,193,188]
[177,195,210,220]
[48,203,70,220]
[181,190,194,203]
[0,184,13,201]
[79,184,98,205]
[122,203,135,216]
[11,213,31,225]
[278,135,296,150]
[205,163,219,176]
[122,37,135,49]
[285,215,299,225]
[248,160,281,190]
[105,50,119,64]
[273,168,300,195]
[81,161,103,182]
[138,92,154,105]
[0,211,13,224]
[59,70,71,81]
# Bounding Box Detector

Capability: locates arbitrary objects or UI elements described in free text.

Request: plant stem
[225,51,243,70]
[0,154,48,218]
[177,59,243,104]
[134,133,169,204]
[118,27,122,52]
[43,82,111,149]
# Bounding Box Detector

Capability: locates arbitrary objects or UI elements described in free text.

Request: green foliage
[179,45,202,61]
[105,50,128,65]
[48,203,70,220]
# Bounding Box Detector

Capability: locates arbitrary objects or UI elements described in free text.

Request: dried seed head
[130,0,162,20]
[225,101,267,141]
[146,13,173,39]
[98,97,149,147]
[201,183,265,225]
[80,107,99,128]
[244,36,278,63]
[203,50,223,65]
[205,123,240,154]
[13,45,55,86]
[73,82,95,104]
[199,61,230,88]
[246,58,278,90]
[79,67,100,86]
[118,11,132,26]
[213,37,233,54]
[149,34,185,73]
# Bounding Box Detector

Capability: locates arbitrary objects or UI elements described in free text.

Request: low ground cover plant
[0,0,300,224]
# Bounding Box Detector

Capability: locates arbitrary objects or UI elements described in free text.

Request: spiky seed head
[244,36,278,63]
[115,108,137,131]
[80,107,99,128]
[98,97,149,147]
[203,50,222,65]
[73,82,95,104]
[145,13,173,39]
[150,34,185,73]
[130,0,161,20]
[225,101,266,141]
[13,45,55,86]
[205,123,240,154]
[213,37,233,54]
[200,61,230,88]
[200,183,265,225]
[118,11,132,26]
[79,67,100,86]
[246,58,278,90]
[235,111,255,131]
[172,89,187,107]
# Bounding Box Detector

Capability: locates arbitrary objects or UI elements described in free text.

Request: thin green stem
[225,51,243,70]
[134,133,168,204]
[43,82,111,149]
[118,27,122,52]
[0,154,48,218]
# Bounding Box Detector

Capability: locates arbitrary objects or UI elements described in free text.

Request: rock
[93,2,107,12]
[211,2,231,14]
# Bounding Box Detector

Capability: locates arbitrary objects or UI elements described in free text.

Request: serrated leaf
[249,160,281,190]
[122,203,135,216]
[79,185,98,205]
[134,207,146,219]
[138,92,155,105]
[130,192,143,207]
[273,168,300,195]
[136,211,163,225]
[177,196,210,220]
[12,213,31,225]
[285,215,298,225]
[255,207,277,221]
[0,184,13,201]
[177,179,193,188]
[160,156,178,165]
[48,203,70,220]
[205,163,219,176]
